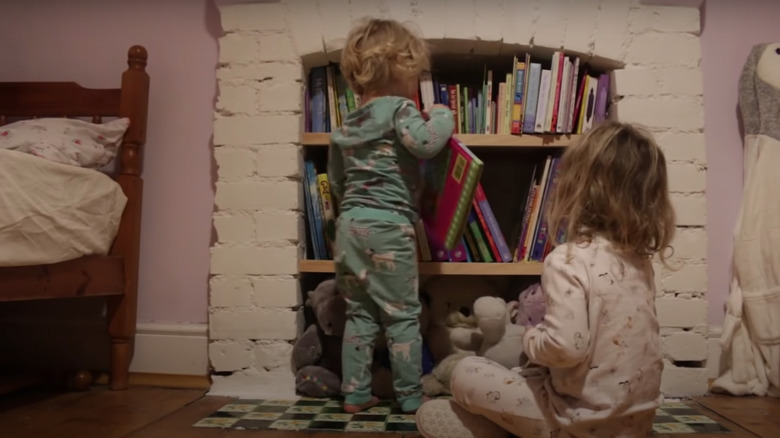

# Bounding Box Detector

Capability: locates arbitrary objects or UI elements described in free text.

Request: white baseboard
[130,322,209,376]
[707,325,723,380]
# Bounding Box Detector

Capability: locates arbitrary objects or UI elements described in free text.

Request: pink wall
[2,0,778,327]
[0,0,219,323]
[701,0,780,325]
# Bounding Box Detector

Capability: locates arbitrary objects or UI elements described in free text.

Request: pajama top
[328,96,455,222]
[522,236,664,433]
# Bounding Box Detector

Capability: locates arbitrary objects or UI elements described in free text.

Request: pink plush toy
[508,283,547,327]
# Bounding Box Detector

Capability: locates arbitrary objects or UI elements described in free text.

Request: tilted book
[421,137,484,250]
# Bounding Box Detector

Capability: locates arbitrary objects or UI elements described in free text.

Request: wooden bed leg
[107,294,135,390]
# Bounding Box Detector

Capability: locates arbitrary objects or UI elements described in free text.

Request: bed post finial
[127,45,148,71]
[119,45,149,176]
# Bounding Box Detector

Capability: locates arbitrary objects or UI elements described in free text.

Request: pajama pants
[451,356,656,438]
[334,207,422,412]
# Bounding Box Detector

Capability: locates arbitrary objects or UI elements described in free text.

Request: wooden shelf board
[301,132,576,148]
[298,259,542,276]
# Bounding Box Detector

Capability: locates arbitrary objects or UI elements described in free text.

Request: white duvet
[0,149,127,267]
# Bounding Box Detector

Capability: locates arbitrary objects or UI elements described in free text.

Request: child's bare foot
[344,396,379,413]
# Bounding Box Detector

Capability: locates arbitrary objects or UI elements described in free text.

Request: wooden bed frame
[0,45,149,390]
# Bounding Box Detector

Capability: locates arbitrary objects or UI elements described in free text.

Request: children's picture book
[421,137,484,250]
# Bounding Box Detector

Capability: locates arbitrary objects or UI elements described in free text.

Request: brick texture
[210,0,709,397]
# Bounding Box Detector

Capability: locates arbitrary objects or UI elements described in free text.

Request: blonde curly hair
[546,121,676,265]
[340,18,430,97]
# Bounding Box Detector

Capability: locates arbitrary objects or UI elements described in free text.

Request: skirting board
[130,322,209,377]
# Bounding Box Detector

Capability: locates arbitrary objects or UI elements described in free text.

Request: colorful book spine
[474,183,513,262]
[309,67,328,132]
[325,65,338,130]
[522,63,542,134]
[449,239,468,262]
[467,210,493,262]
[594,73,610,124]
[534,69,551,133]
[472,198,501,261]
[304,161,327,259]
[511,58,526,134]
[530,158,562,261]
[316,173,336,255]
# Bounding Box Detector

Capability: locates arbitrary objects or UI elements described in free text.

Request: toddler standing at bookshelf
[328,18,455,414]
[416,121,676,438]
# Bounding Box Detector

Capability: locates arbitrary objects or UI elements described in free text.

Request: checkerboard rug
[193,398,731,434]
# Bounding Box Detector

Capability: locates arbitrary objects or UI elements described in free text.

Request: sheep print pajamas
[328,96,455,412]
[448,237,663,438]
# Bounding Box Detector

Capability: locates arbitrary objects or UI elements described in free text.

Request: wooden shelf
[299,259,543,276]
[301,132,577,148]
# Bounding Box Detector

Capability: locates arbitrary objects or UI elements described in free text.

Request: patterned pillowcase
[0,117,130,168]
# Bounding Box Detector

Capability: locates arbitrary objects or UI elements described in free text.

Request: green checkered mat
[193,398,731,434]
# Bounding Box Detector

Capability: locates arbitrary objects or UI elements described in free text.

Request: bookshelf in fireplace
[300,49,611,277]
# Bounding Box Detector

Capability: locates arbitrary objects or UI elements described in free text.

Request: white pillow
[0,117,130,168]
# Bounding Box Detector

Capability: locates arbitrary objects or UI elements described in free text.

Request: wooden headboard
[0,45,149,177]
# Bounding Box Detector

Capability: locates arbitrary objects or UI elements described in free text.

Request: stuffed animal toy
[292,278,417,399]
[467,296,526,369]
[422,275,507,363]
[508,282,547,327]
[420,276,508,396]
[292,279,346,397]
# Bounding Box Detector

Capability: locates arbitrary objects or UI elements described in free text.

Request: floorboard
[0,386,777,438]
[696,395,779,438]
[0,386,204,438]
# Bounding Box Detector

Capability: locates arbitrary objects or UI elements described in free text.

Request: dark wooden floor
[0,385,777,437]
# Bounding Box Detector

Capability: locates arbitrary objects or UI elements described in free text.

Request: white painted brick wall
[214,147,256,180]
[662,331,707,361]
[254,340,295,371]
[612,68,659,96]
[210,0,709,397]
[254,276,302,308]
[211,246,298,275]
[214,181,300,211]
[210,308,302,341]
[661,360,709,397]
[656,297,707,328]
[213,214,255,243]
[256,145,302,178]
[210,341,252,372]
[214,115,299,146]
[667,162,706,193]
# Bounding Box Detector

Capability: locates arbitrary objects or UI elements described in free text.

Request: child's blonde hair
[340,18,430,96]
[546,121,676,264]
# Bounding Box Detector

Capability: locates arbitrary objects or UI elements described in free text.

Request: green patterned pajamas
[335,207,421,411]
[328,96,455,412]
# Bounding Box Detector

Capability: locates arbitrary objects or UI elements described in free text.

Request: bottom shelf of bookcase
[298,260,543,276]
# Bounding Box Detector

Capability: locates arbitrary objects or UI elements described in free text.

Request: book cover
[582,75,598,133]
[325,65,338,130]
[566,57,581,133]
[449,239,468,262]
[422,137,484,250]
[334,73,350,127]
[556,57,571,134]
[302,160,319,259]
[548,51,564,132]
[530,158,562,261]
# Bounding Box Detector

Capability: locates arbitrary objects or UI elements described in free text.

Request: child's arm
[394,100,455,159]
[522,250,590,368]
[327,142,345,203]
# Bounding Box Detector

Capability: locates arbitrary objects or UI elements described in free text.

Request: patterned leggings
[451,356,656,438]
[334,207,422,412]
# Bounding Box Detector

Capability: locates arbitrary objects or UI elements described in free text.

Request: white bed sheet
[0,149,127,267]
